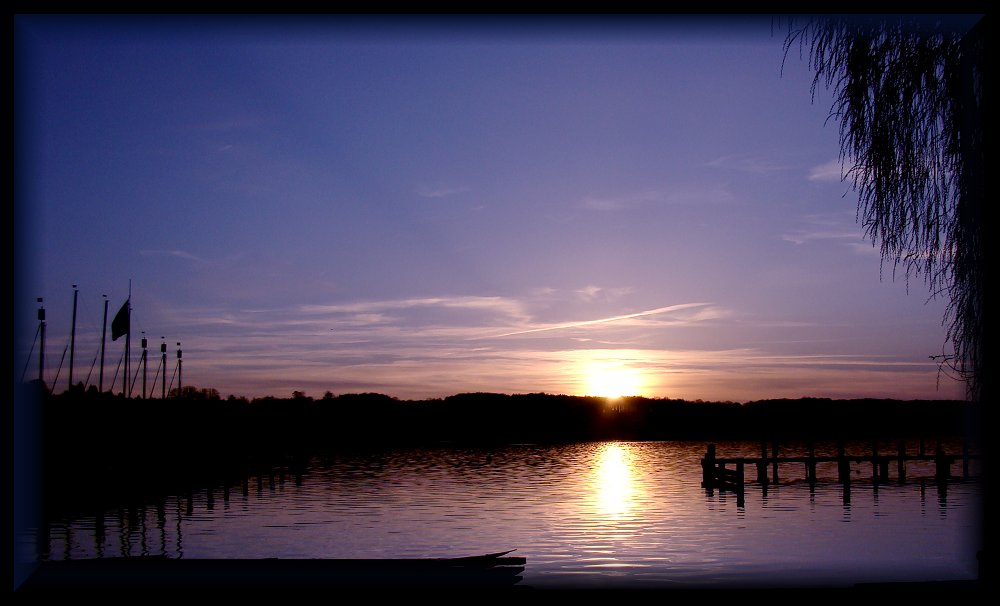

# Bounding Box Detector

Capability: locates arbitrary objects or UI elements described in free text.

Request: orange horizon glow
[585,365,645,400]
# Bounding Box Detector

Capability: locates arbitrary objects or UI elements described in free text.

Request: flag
[111,299,129,341]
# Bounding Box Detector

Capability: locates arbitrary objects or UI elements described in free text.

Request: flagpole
[124,280,131,397]
[177,342,182,395]
[100,295,108,392]
[161,338,167,399]
[37,298,45,386]
[69,285,78,390]
[141,333,147,399]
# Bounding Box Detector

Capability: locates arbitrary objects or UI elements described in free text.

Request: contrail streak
[490,302,711,338]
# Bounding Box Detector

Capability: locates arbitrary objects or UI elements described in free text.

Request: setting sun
[585,364,644,399]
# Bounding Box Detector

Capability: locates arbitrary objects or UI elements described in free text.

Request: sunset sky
[15,14,975,402]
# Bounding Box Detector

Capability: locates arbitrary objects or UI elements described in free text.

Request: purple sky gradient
[15,14,974,402]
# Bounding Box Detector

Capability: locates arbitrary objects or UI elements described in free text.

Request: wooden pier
[701,440,982,504]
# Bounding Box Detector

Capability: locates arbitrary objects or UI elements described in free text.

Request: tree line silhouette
[25,380,978,518]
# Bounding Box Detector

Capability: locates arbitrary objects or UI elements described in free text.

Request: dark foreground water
[22,440,983,589]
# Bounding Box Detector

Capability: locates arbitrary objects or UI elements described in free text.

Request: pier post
[806,442,817,484]
[757,442,768,484]
[963,440,970,478]
[771,442,779,484]
[837,440,850,483]
[871,440,879,483]
[736,461,745,507]
[95,510,106,558]
[934,445,951,481]
[936,477,948,507]
[897,440,906,483]
[702,444,716,487]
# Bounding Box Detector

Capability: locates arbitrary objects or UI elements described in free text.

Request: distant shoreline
[19,383,981,518]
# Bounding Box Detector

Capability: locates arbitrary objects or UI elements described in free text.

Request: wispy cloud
[140,249,206,263]
[808,159,847,182]
[781,212,865,246]
[844,241,880,256]
[582,189,661,211]
[327,313,393,327]
[416,185,470,199]
[706,154,792,174]
[575,285,633,302]
[583,186,735,211]
[781,230,864,245]
[489,302,712,338]
[187,114,265,132]
[300,295,529,322]
[118,296,963,402]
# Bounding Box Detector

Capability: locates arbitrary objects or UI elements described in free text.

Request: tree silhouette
[782,15,985,401]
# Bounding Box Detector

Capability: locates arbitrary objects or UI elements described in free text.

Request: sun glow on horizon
[584,361,645,400]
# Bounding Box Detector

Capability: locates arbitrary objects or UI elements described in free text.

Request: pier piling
[837,440,850,483]
[756,442,768,484]
[700,440,978,497]
[897,440,906,483]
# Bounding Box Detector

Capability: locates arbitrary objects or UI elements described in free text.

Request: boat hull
[18,553,528,590]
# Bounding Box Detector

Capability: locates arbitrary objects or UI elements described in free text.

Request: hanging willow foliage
[781,15,984,401]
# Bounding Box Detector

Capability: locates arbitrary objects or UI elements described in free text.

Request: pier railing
[701,439,982,500]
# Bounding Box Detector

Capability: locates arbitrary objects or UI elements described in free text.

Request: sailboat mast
[141,333,147,399]
[124,280,131,397]
[100,295,108,392]
[177,342,182,395]
[161,338,167,399]
[37,298,45,386]
[69,285,78,390]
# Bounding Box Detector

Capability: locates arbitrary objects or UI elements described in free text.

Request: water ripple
[30,440,982,588]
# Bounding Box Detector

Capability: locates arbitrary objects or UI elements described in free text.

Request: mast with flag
[111,282,131,397]
[69,285,78,390]
[100,295,108,392]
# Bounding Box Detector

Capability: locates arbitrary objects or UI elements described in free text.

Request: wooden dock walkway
[701,440,982,505]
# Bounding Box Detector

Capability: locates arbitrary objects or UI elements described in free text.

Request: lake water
[25,440,983,589]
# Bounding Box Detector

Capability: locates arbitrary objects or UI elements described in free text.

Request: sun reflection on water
[593,442,637,518]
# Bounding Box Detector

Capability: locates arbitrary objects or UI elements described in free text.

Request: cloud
[416,185,470,199]
[325,313,393,328]
[575,285,634,302]
[844,241,881,256]
[149,299,963,402]
[489,302,713,338]
[781,230,864,245]
[583,186,735,211]
[582,189,661,211]
[706,154,792,174]
[139,249,206,263]
[187,114,265,132]
[808,158,847,182]
[781,212,866,246]
[301,295,529,321]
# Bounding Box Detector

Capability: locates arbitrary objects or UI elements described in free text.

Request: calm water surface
[31,440,983,589]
